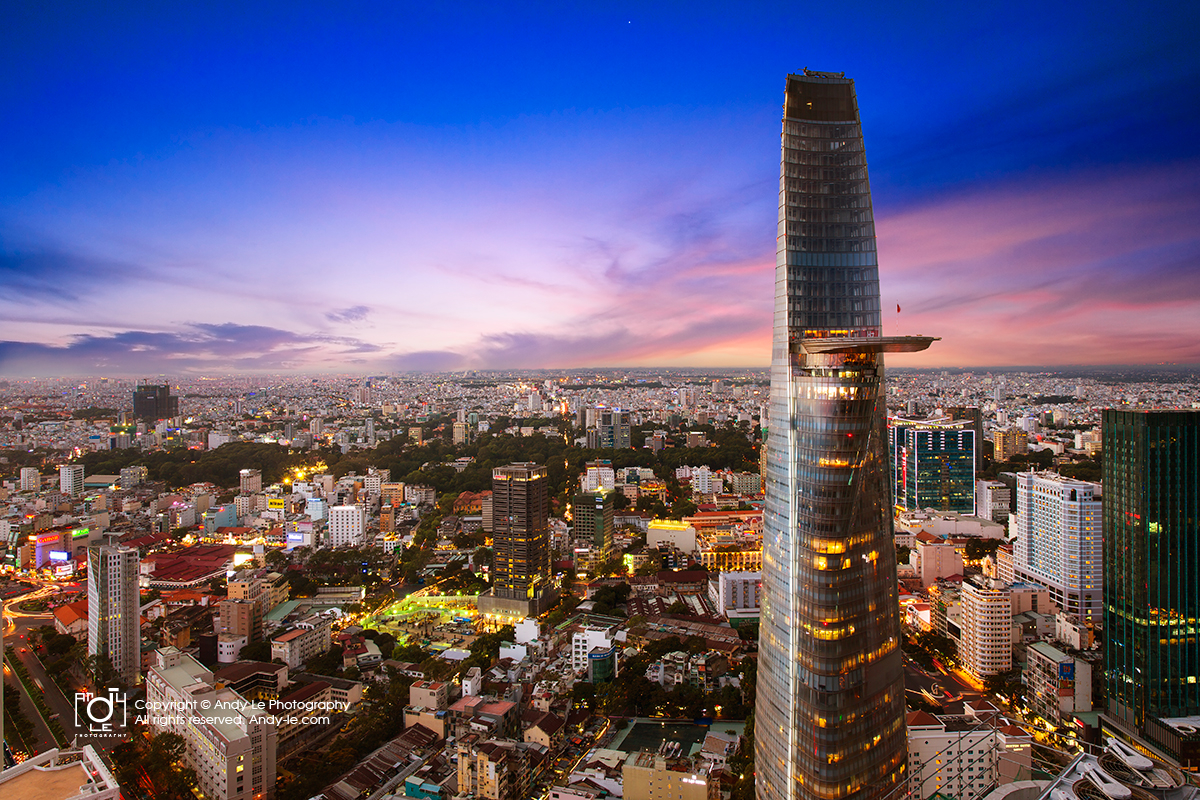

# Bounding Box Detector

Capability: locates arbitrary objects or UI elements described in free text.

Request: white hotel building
[1011,471,1102,620]
[145,647,277,800]
[327,504,366,547]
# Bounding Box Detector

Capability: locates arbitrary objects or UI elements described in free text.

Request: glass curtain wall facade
[756,72,908,800]
[1104,410,1200,742]
[888,418,976,514]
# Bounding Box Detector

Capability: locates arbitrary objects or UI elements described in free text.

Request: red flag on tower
[897,304,901,313]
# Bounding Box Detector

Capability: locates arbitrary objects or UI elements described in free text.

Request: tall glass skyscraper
[1103,409,1200,767]
[756,71,934,800]
[479,462,557,618]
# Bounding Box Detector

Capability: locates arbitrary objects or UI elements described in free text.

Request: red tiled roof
[528,712,564,736]
[906,710,941,726]
[144,544,238,584]
[53,598,88,627]
[657,569,709,583]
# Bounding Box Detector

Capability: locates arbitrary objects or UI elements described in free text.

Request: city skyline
[3,2,1199,376]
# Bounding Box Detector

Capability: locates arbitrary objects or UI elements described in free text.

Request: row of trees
[71,440,312,489]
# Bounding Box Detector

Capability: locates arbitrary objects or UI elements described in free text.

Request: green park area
[365,590,483,645]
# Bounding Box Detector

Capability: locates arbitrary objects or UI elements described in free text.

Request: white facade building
[907,711,1033,800]
[975,479,1011,523]
[582,464,616,492]
[363,468,389,495]
[647,520,698,554]
[1011,471,1102,620]
[960,576,1013,679]
[19,466,39,491]
[60,464,84,498]
[327,504,366,548]
[306,497,327,521]
[709,571,762,626]
[87,543,140,686]
[572,626,615,672]
[691,466,721,495]
[146,648,277,800]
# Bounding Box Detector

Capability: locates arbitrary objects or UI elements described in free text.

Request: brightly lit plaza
[366,589,486,649]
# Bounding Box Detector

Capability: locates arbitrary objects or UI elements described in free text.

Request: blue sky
[2,1,1198,374]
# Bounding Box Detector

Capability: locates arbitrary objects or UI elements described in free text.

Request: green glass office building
[888,416,976,514]
[1104,409,1200,768]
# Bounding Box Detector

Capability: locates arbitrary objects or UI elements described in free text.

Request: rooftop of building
[0,745,120,800]
[1028,640,1071,661]
[1035,740,1193,800]
[143,543,238,583]
[273,627,309,643]
[213,660,287,683]
[52,597,88,626]
[152,648,265,742]
[270,679,329,708]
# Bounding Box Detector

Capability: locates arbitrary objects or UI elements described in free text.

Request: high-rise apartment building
[362,467,389,495]
[479,463,555,618]
[239,468,263,494]
[888,416,976,514]
[960,576,1013,680]
[597,409,632,449]
[87,542,140,686]
[975,479,1011,523]
[581,459,616,492]
[756,70,935,800]
[572,489,614,560]
[19,466,39,491]
[59,463,84,498]
[1010,471,1102,620]
[132,382,178,421]
[119,465,148,487]
[327,505,366,547]
[992,427,1029,462]
[1103,409,1200,768]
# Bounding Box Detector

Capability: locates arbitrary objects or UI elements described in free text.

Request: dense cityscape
[3,5,1199,800]
[0,353,1197,800]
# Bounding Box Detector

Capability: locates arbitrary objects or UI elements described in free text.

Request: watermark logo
[74,687,127,734]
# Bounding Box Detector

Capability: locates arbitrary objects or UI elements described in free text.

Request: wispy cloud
[0,323,382,376]
[0,247,141,301]
[877,162,1200,364]
[324,305,371,323]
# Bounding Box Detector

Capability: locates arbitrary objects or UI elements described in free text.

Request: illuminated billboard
[48,551,70,562]
[268,498,286,511]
